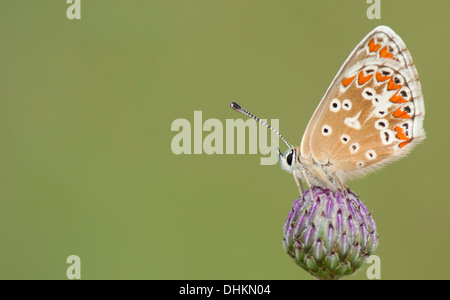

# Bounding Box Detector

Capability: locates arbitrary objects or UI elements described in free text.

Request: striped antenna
[230,101,292,150]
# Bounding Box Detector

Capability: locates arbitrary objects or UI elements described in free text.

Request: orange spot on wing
[395,126,412,148]
[394,126,409,140]
[342,75,356,87]
[358,71,373,85]
[379,46,394,59]
[387,78,402,91]
[389,90,408,103]
[376,72,391,82]
[393,107,411,119]
[399,141,410,148]
[368,38,381,52]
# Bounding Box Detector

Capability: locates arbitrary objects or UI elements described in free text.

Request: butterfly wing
[300,26,425,182]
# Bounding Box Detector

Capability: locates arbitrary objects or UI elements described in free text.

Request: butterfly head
[278,147,299,174]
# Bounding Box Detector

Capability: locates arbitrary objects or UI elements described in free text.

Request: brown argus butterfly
[231,26,425,195]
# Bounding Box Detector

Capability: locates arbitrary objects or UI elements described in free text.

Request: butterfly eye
[286,151,293,166]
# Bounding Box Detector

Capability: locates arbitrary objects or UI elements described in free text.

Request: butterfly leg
[300,168,315,200]
[332,171,350,198]
[292,170,304,198]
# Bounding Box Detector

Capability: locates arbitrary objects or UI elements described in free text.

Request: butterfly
[231,26,425,195]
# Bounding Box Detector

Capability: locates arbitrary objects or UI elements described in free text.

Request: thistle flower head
[282,186,378,280]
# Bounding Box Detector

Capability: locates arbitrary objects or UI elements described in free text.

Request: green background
[0,0,448,280]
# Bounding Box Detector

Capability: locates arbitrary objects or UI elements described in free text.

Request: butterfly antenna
[230,101,293,150]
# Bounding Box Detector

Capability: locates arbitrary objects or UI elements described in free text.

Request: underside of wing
[300,26,425,182]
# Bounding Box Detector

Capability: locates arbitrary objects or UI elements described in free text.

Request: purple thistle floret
[282,186,378,280]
